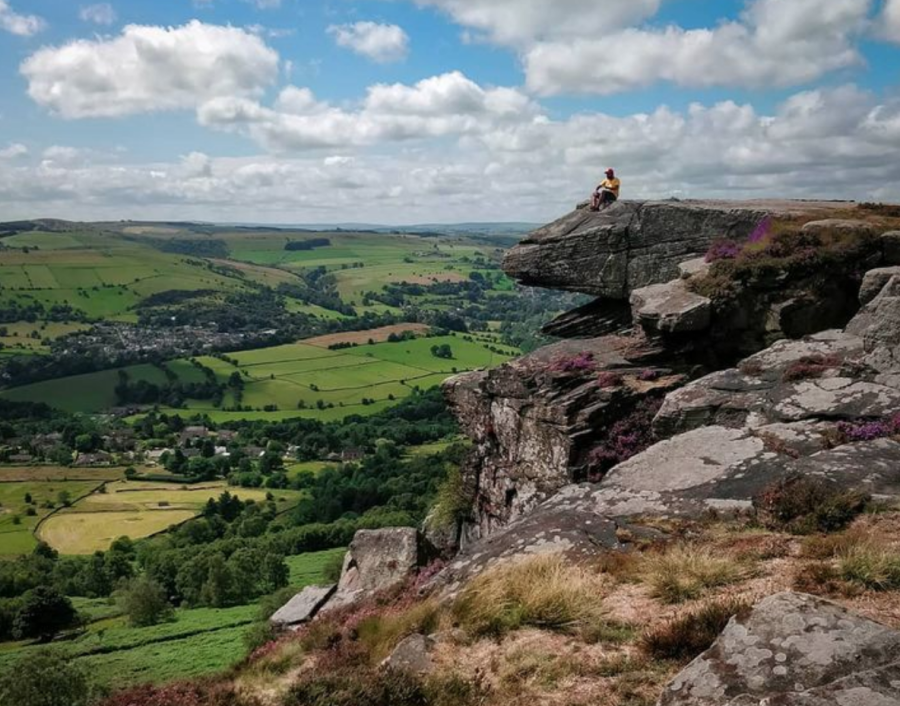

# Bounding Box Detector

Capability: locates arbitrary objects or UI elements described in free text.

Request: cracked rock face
[659,592,900,706]
[503,201,766,299]
[443,336,681,538]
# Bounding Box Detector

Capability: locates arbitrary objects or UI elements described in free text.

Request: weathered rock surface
[859,266,900,305]
[325,528,423,611]
[434,485,663,595]
[381,634,435,674]
[659,592,900,706]
[503,201,767,299]
[801,218,879,235]
[630,280,712,334]
[443,336,683,539]
[270,585,336,628]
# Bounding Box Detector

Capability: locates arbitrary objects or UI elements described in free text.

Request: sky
[1,0,900,224]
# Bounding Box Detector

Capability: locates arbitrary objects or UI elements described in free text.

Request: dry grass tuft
[838,543,900,592]
[638,545,753,604]
[639,597,752,662]
[451,554,609,639]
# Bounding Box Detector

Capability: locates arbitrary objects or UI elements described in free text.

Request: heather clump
[836,415,900,443]
[781,354,841,382]
[548,351,597,374]
[596,370,624,388]
[754,476,870,534]
[693,223,878,304]
[586,397,662,480]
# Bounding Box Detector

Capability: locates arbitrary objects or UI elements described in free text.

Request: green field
[0,479,105,557]
[36,480,303,555]
[0,548,344,688]
[1,334,516,421]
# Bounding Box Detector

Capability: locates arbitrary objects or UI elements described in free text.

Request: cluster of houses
[2,422,368,471]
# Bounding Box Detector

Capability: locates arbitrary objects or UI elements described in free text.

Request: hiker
[590,168,620,211]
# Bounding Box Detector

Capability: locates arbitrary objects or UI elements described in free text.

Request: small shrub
[782,354,841,382]
[753,476,869,535]
[835,414,900,443]
[586,397,663,480]
[639,598,751,662]
[244,621,277,653]
[792,561,844,596]
[0,649,95,706]
[549,352,596,374]
[597,371,624,388]
[451,554,609,639]
[638,545,750,604]
[705,239,742,263]
[839,544,900,591]
[284,669,488,706]
[799,530,866,560]
[355,599,442,662]
[118,576,174,628]
[638,369,660,382]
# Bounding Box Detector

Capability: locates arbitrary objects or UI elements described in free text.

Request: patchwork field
[0,229,299,321]
[36,480,303,554]
[1,333,517,421]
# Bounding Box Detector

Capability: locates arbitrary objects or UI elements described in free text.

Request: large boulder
[325,528,424,611]
[659,592,900,706]
[503,201,767,299]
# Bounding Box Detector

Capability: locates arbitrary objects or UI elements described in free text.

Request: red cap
[605,168,615,175]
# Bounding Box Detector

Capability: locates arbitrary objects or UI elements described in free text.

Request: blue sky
[1,0,900,223]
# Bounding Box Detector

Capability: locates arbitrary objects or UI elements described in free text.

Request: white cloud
[0,0,46,36]
[6,84,900,223]
[248,0,281,8]
[21,21,279,118]
[0,143,27,159]
[410,0,662,46]
[198,71,539,150]
[79,3,117,25]
[328,22,410,63]
[881,0,900,42]
[524,0,872,95]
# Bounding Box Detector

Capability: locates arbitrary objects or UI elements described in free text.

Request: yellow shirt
[600,178,621,196]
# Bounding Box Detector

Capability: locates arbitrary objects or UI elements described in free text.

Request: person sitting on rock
[590,168,621,211]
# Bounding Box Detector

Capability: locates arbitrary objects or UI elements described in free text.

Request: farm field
[0,547,344,688]
[0,229,301,321]
[36,480,303,554]
[38,480,301,555]
[0,478,105,557]
[1,333,517,421]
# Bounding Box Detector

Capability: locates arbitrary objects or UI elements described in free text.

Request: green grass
[6,335,515,422]
[0,480,102,557]
[286,548,347,587]
[0,549,341,688]
[36,481,303,555]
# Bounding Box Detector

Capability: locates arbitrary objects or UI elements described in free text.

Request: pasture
[2,333,516,422]
[36,480,303,554]
[0,229,290,322]
[0,547,345,688]
[0,478,105,557]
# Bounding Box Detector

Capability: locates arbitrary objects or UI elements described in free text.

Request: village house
[73,451,113,467]
[179,426,210,446]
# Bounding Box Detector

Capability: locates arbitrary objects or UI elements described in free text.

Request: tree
[13,587,78,641]
[0,649,93,706]
[119,576,174,627]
